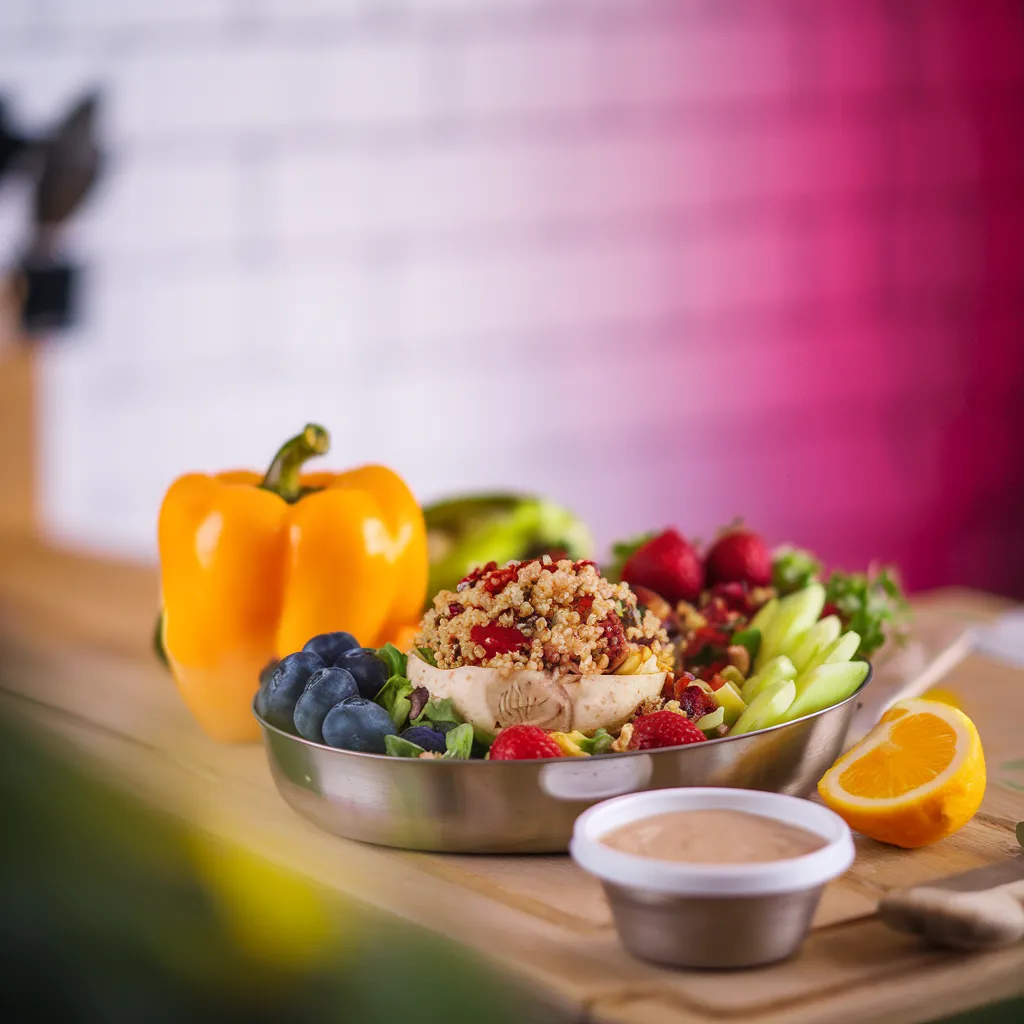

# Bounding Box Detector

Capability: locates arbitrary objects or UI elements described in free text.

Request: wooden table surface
[1,535,1023,1024]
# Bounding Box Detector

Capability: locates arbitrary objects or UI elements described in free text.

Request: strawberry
[705,526,772,588]
[628,710,707,750]
[489,725,564,760]
[620,528,704,605]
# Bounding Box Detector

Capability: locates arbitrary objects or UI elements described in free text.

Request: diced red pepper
[469,624,529,657]
[460,561,498,587]
[700,663,730,685]
[685,626,730,657]
[482,565,519,595]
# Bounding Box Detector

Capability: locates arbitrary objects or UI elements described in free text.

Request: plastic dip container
[570,787,855,968]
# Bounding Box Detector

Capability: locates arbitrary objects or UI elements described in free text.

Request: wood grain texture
[0,535,1022,1024]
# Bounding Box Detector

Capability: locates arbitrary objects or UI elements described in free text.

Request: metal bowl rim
[254,660,872,765]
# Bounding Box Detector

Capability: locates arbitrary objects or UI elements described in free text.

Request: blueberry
[336,646,390,699]
[261,652,323,732]
[293,667,358,743]
[399,725,448,754]
[322,696,396,753]
[302,631,360,665]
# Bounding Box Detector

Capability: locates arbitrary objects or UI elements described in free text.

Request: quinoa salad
[257,526,893,763]
[414,556,671,675]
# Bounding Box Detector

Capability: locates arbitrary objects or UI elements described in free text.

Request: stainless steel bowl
[601,885,824,968]
[255,666,872,853]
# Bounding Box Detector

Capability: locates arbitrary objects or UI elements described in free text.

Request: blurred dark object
[33,92,102,226]
[17,262,79,334]
[0,90,102,335]
[0,705,561,1023]
[424,492,594,605]
[0,100,29,178]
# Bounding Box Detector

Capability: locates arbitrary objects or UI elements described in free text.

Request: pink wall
[636,1,1024,596]
[3,0,1022,597]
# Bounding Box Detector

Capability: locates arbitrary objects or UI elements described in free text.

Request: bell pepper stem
[260,424,330,502]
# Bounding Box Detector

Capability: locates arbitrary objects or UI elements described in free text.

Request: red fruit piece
[697,660,730,682]
[489,725,563,760]
[599,612,628,670]
[621,528,704,605]
[470,624,529,657]
[684,625,730,657]
[705,527,772,588]
[674,684,719,721]
[709,581,754,615]
[628,710,707,750]
[482,564,520,595]
[663,670,696,699]
[459,561,498,588]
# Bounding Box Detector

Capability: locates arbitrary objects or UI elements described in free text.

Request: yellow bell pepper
[157,424,427,743]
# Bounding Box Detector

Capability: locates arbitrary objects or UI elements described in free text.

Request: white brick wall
[1,0,1021,591]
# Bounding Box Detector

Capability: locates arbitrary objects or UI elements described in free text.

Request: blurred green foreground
[0,709,560,1024]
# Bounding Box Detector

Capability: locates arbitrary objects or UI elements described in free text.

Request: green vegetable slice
[747,597,778,636]
[755,583,825,671]
[787,616,842,674]
[375,674,414,730]
[416,647,438,667]
[730,679,797,736]
[377,643,408,679]
[411,697,464,730]
[385,735,426,758]
[782,661,869,722]
[575,728,614,755]
[730,627,761,662]
[442,723,475,760]
[741,656,797,704]
[695,707,725,732]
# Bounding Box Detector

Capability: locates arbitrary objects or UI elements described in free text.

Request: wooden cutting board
[0,535,1022,1024]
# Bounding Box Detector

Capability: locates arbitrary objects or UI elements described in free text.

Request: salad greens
[373,646,478,757]
[824,566,908,657]
[383,722,474,760]
[771,550,908,658]
[384,735,426,758]
[443,723,474,760]
[411,697,463,731]
[377,643,408,679]
[375,673,414,730]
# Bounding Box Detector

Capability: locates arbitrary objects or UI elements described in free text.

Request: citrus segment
[818,698,986,848]
[837,712,957,799]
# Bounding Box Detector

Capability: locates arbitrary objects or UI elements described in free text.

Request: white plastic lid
[570,788,854,897]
